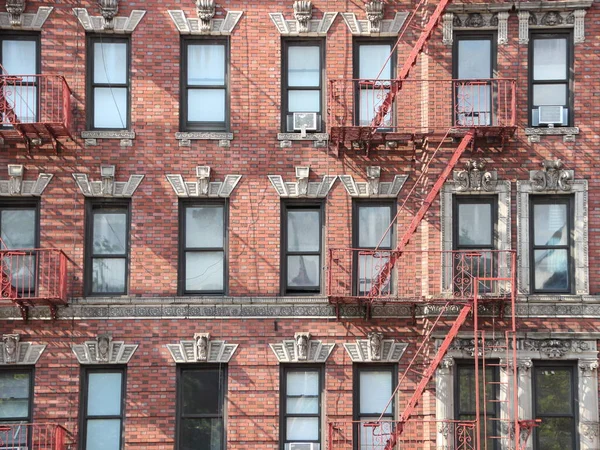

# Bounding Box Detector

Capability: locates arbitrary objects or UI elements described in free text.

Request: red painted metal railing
[327,249,515,305]
[328,78,516,142]
[0,423,69,450]
[328,419,476,450]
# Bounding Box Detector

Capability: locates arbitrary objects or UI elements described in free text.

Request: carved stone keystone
[5,0,25,25]
[2,334,19,364]
[96,334,112,362]
[455,159,496,191]
[295,332,311,361]
[368,332,384,361]
[196,0,215,32]
[365,1,384,33]
[98,0,118,29]
[293,0,312,33]
[194,333,210,361]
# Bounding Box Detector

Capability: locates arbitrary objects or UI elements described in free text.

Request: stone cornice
[515,1,593,12]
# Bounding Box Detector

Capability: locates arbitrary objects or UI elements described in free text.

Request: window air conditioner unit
[285,443,320,450]
[293,112,318,132]
[538,105,564,125]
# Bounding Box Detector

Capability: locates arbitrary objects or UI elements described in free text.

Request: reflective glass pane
[185,206,224,248]
[359,88,392,127]
[187,44,225,85]
[185,251,224,292]
[533,38,567,80]
[534,249,568,291]
[1,209,35,248]
[188,89,226,122]
[457,203,492,246]
[85,419,121,450]
[287,255,320,288]
[358,253,391,296]
[287,397,319,414]
[2,40,36,76]
[287,210,320,251]
[0,372,29,419]
[286,417,319,441]
[537,418,574,450]
[94,42,127,84]
[287,371,319,396]
[180,418,222,450]
[535,368,573,414]
[360,371,392,415]
[94,87,127,129]
[456,84,491,126]
[288,90,320,113]
[533,203,568,246]
[3,85,37,122]
[87,372,122,416]
[92,258,126,293]
[182,369,222,415]
[358,206,392,248]
[93,212,127,254]
[533,84,567,106]
[458,40,492,79]
[288,46,320,86]
[359,44,393,79]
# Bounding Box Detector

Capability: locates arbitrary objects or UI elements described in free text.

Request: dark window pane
[288,46,320,87]
[457,203,492,246]
[287,255,320,288]
[1,209,35,248]
[359,44,392,79]
[457,366,496,413]
[93,212,127,254]
[187,44,225,86]
[533,38,567,81]
[287,210,320,252]
[185,206,224,248]
[537,418,574,450]
[180,418,222,450]
[458,40,491,79]
[533,249,568,291]
[535,368,573,415]
[0,372,30,419]
[182,370,221,415]
[533,204,568,246]
[358,206,392,248]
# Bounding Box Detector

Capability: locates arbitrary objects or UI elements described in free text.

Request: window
[177,366,226,450]
[454,362,499,450]
[529,32,573,126]
[181,38,228,131]
[533,364,577,450]
[354,40,395,127]
[354,365,395,450]
[87,36,130,130]
[281,367,322,448]
[454,33,496,126]
[530,197,573,293]
[0,201,39,296]
[282,203,323,294]
[282,40,324,132]
[85,201,130,295]
[80,368,125,450]
[453,196,497,293]
[0,33,39,124]
[353,202,395,296]
[180,202,227,295]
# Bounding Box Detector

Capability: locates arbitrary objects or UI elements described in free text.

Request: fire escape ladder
[367,130,475,300]
[370,0,454,132]
[383,303,473,450]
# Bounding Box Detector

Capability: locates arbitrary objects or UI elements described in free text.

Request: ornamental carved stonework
[96,334,112,362]
[368,332,384,361]
[523,339,572,358]
[531,159,573,192]
[2,334,19,364]
[295,332,311,361]
[578,359,599,377]
[455,159,495,192]
[98,0,118,29]
[365,1,384,33]
[196,0,215,33]
[5,0,25,26]
[541,11,563,26]
[194,333,210,361]
[464,12,484,27]
[293,0,312,33]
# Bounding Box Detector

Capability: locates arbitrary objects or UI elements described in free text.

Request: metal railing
[327,249,516,303]
[328,78,516,136]
[0,423,69,450]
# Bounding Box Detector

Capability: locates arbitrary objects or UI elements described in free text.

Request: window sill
[175,131,233,147]
[81,130,136,147]
[277,132,329,148]
[524,127,579,143]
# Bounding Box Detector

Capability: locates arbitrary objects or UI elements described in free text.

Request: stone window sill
[277,132,329,148]
[81,130,135,147]
[524,127,579,143]
[175,131,233,147]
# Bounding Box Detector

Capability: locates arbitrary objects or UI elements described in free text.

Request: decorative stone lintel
[343,336,407,363]
[340,171,407,198]
[524,127,579,143]
[268,167,336,198]
[454,159,496,192]
[1,334,46,365]
[168,9,243,35]
[81,130,136,146]
[73,165,144,198]
[166,337,238,363]
[71,334,138,364]
[442,4,512,45]
[166,165,242,198]
[529,159,573,192]
[175,132,233,147]
[341,11,408,37]
[0,5,52,30]
[72,8,146,33]
[516,1,592,44]
[277,133,329,148]
[0,164,53,196]
[270,335,335,363]
[269,11,338,36]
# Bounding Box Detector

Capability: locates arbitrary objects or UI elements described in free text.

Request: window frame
[0,32,41,125]
[529,195,574,294]
[280,201,324,295]
[84,199,131,297]
[351,200,397,297]
[532,362,578,450]
[86,34,131,131]
[175,364,227,450]
[0,367,34,424]
[180,36,230,132]
[178,199,229,296]
[0,199,40,249]
[281,38,326,133]
[452,196,497,251]
[528,30,574,127]
[79,366,126,450]
[279,364,324,449]
[352,37,397,128]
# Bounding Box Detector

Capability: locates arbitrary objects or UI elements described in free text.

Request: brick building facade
[0,0,599,449]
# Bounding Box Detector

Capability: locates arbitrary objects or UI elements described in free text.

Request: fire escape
[0,423,71,450]
[326,0,537,448]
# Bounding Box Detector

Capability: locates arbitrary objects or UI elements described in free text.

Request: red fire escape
[0,423,71,450]
[327,0,537,448]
